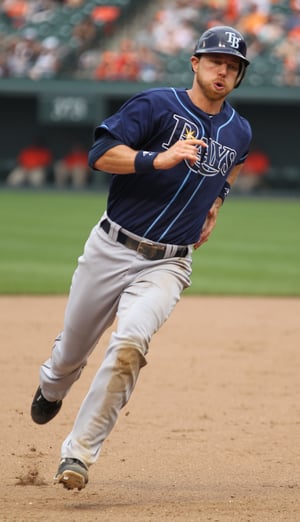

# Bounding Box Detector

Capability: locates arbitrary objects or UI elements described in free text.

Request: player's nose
[218,62,227,75]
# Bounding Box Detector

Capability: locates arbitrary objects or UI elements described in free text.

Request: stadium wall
[0,79,299,190]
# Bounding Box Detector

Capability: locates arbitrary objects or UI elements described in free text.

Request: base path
[1,296,299,522]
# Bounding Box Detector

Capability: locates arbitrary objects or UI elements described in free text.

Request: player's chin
[212,83,230,97]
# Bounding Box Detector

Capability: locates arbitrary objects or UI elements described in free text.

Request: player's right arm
[93,144,137,174]
[90,132,207,174]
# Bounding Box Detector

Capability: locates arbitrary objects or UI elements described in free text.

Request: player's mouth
[213,81,225,91]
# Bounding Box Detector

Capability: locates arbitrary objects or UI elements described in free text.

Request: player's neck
[186,88,225,115]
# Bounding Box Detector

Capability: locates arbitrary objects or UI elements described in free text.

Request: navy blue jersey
[93,87,252,245]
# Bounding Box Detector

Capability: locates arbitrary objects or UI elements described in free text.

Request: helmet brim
[193,47,250,66]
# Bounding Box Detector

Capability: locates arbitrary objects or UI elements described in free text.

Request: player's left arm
[193,163,244,250]
[226,161,245,186]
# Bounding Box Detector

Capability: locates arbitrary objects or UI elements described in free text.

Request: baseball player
[31,26,252,490]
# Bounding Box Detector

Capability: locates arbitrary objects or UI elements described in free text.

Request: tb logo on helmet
[225,31,241,49]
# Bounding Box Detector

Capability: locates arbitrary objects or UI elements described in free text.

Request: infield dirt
[1,296,299,522]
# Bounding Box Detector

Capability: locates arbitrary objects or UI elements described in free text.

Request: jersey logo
[194,137,237,176]
[163,114,237,177]
[183,129,196,140]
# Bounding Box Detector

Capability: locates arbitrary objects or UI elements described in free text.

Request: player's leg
[30,167,46,187]
[53,160,69,187]
[72,165,88,188]
[59,254,192,467]
[6,167,27,186]
[37,222,131,403]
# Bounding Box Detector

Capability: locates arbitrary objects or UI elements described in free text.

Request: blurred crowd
[0,0,300,86]
[0,0,100,79]
[5,138,91,189]
[4,137,271,193]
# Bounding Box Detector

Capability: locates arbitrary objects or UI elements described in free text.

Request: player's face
[192,53,241,101]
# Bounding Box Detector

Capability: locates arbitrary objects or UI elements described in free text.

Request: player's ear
[190,55,200,73]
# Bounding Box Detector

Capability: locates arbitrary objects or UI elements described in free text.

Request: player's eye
[228,62,239,72]
[211,58,222,65]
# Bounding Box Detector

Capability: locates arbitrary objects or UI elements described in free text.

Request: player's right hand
[153,139,207,170]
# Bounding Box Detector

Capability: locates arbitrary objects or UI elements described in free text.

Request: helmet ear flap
[235,61,246,88]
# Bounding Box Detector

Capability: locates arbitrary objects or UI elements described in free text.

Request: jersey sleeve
[95,91,158,150]
[235,116,252,165]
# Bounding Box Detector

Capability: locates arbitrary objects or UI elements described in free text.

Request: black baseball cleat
[54,458,88,490]
[31,386,62,424]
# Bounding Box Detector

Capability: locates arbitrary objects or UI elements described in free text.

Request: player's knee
[107,346,146,395]
[118,346,147,372]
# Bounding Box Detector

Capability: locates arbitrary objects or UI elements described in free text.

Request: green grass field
[0,190,299,296]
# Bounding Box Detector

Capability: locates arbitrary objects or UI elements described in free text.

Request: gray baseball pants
[39,213,192,467]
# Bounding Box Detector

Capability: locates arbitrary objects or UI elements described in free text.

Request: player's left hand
[193,198,222,249]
